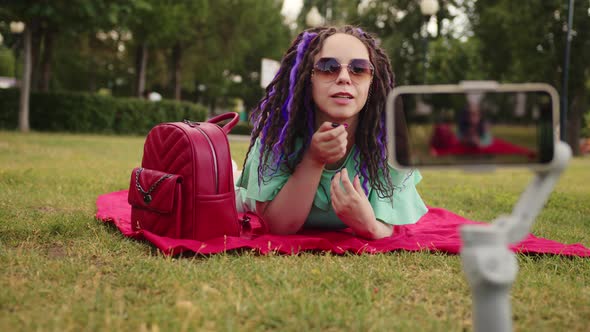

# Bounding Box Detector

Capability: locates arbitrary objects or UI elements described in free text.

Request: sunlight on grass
[0,131,589,331]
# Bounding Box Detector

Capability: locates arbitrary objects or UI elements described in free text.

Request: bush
[0,88,207,135]
[230,121,253,136]
[0,88,19,128]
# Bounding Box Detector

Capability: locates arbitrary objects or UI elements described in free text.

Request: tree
[427,37,485,84]
[337,0,462,85]
[19,25,31,132]
[0,1,36,132]
[1,0,292,122]
[468,0,590,155]
[119,0,162,97]
[159,0,209,101]
[0,0,145,131]
[180,0,290,112]
[122,1,214,100]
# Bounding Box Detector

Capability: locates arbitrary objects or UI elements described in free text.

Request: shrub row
[0,89,207,135]
[231,121,254,136]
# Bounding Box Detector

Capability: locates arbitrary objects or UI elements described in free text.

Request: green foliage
[334,0,431,84]
[5,0,291,111]
[0,88,206,134]
[189,0,291,110]
[470,0,569,83]
[428,37,484,84]
[51,32,126,94]
[469,0,590,153]
[0,88,19,126]
[2,0,589,148]
[230,121,254,136]
[0,47,15,77]
[302,0,471,85]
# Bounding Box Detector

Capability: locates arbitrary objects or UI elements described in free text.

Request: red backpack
[128,113,241,241]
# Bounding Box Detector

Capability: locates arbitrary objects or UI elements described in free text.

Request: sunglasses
[312,57,374,83]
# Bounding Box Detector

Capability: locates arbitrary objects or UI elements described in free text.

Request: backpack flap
[128,167,182,213]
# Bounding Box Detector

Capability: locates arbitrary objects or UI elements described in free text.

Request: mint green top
[235,138,428,229]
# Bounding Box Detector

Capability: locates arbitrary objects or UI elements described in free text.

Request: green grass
[0,131,589,331]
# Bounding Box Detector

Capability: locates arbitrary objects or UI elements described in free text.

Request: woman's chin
[321,107,361,121]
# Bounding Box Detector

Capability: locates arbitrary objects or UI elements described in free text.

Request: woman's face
[311,33,372,125]
[468,106,481,124]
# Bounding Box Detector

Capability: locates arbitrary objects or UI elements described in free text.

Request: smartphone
[386,82,559,170]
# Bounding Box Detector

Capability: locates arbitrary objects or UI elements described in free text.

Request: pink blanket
[431,137,536,158]
[96,190,590,257]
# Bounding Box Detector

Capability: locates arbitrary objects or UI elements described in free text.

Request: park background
[1,0,589,150]
[1,1,589,331]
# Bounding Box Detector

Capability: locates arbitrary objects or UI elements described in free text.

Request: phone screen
[389,89,556,168]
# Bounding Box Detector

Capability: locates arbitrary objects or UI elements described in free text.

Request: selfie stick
[460,141,572,332]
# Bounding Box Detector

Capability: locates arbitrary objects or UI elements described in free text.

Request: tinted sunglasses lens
[349,59,373,78]
[315,58,341,80]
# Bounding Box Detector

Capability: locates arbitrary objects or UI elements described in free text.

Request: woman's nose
[336,67,352,84]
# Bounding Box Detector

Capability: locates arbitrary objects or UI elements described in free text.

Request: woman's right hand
[308,122,348,166]
[258,121,347,235]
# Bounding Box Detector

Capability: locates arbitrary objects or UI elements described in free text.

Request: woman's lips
[332,97,353,105]
[331,92,354,105]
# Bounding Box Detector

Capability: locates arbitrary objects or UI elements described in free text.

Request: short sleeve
[235,139,290,203]
[480,131,493,147]
[369,168,428,226]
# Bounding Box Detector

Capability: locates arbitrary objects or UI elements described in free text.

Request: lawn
[0,131,589,331]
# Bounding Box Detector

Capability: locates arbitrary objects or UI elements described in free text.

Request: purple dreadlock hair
[273,31,318,160]
[242,25,398,199]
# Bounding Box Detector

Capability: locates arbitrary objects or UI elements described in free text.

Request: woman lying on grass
[236,26,427,240]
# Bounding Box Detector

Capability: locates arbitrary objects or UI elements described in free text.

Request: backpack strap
[208,112,240,135]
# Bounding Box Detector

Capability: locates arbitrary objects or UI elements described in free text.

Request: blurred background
[0,0,589,155]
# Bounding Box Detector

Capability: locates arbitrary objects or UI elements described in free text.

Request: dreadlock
[243,25,397,199]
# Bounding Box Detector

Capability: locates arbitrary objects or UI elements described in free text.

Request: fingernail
[331,122,339,128]
[343,123,349,128]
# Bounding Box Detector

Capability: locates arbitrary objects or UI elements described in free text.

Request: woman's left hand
[330,168,376,230]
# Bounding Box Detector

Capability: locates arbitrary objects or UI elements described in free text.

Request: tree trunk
[135,42,148,98]
[30,23,42,92]
[566,91,584,156]
[39,29,53,92]
[172,43,182,100]
[87,36,97,92]
[19,25,32,133]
